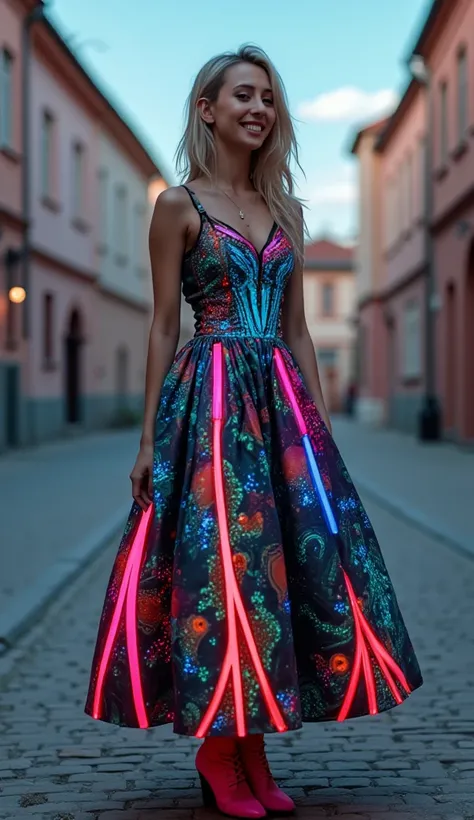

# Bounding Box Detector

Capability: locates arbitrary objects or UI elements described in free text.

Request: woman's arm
[130,186,190,510]
[281,210,332,436]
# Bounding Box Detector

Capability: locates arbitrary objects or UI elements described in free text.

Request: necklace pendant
[239,210,245,219]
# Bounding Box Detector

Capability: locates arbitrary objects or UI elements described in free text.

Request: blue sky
[48,0,430,241]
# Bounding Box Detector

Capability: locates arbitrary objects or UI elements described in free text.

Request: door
[5,365,20,447]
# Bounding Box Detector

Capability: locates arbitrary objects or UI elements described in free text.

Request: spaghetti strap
[182,184,206,216]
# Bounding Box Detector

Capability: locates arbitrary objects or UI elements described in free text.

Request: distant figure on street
[84,45,423,819]
[345,381,357,416]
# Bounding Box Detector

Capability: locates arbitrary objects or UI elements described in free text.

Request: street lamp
[4,247,26,347]
[408,53,442,441]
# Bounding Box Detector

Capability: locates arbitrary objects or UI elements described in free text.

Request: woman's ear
[197,97,215,125]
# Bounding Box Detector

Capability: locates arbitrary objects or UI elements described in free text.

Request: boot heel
[199,771,216,807]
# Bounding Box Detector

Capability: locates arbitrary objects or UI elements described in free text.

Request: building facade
[0,0,37,450]
[350,119,388,425]
[0,5,168,451]
[351,0,474,443]
[303,239,356,413]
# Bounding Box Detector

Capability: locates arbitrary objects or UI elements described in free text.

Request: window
[418,136,426,218]
[439,82,448,165]
[402,300,421,379]
[457,48,468,140]
[114,185,128,259]
[132,203,148,272]
[322,282,335,316]
[72,142,85,218]
[406,151,413,228]
[97,168,108,250]
[318,348,338,367]
[43,292,54,363]
[0,48,13,147]
[41,110,54,198]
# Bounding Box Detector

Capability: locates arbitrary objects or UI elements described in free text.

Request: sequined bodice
[181,188,295,339]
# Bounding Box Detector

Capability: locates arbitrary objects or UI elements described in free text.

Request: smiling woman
[84,43,423,820]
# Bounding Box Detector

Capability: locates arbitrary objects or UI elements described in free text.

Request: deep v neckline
[184,185,279,259]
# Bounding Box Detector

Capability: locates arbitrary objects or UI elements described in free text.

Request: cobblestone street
[1,480,473,820]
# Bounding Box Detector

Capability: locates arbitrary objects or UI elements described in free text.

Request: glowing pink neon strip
[125,504,154,728]
[92,548,135,719]
[274,349,307,434]
[214,222,256,257]
[196,342,287,737]
[338,570,410,720]
[344,570,378,716]
[358,610,411,696]
[261,229,283,265]
[92,503,153,725]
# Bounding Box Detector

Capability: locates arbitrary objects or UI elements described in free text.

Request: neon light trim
[196,342,287,737]
[274,348,338,535]
[92,503,153,727]
[337,570,411,720]
[125,506,154,728]
[302,435,339,534]
[92,547,135,720]
[274,349,307,434]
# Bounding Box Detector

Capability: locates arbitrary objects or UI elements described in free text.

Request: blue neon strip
[302,434,339,535]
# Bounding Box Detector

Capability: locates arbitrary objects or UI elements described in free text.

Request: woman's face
[201,62,276,152]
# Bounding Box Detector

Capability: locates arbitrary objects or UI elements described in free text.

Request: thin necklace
[215,186,246,220]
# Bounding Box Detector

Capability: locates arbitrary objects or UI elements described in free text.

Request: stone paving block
[328,777,372,788]
[287,777,330,789]
[97,813,142,820]
[96,763,134,772]
[58,746,102,758]
[325,760,372,770]
[0,759,31,770]
[402,793,437,805]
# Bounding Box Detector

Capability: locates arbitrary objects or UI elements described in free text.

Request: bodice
[181,188,295,339]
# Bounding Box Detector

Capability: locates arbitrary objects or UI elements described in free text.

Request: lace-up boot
[238,734,295,814]
[196,736,267,818]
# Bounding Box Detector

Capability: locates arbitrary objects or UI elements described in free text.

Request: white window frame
[402,300,422,379]
[71,141,85,218]
[457,48,468,140]
[97,167,108,251]
[41,110,54,198]
[114,184,128,258]
[321,282,335,317]
[439,81,449,165]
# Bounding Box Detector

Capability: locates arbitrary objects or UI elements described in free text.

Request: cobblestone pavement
[0,494,473,820]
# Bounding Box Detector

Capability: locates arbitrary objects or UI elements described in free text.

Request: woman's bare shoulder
[153,184,192,213]
[149,185,195,241]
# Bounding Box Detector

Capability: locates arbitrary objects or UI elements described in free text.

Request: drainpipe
[409,54,442,441]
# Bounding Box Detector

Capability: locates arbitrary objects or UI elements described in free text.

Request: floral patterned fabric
[84,187,422,736]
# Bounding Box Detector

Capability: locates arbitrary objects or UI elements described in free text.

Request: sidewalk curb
[0,507,127,654]
[355,475,474,563]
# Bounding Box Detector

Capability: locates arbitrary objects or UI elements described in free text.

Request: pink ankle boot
[196,736,267,818]
[238,734,295,814]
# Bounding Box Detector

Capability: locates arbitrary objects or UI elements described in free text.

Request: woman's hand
[130,444,154,511]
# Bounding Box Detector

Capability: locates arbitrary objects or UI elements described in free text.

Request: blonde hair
[175,44,306,265]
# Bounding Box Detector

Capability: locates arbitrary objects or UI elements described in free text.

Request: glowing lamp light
[9,286,26,304]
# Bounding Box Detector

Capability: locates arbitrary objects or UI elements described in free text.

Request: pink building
[0,0,37,449]
[352,0,474,443]
[0,6,168,451]
[303,239,356,413]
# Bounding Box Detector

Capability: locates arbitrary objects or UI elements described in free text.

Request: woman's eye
[263,98,273,106]
[236,93,250,101]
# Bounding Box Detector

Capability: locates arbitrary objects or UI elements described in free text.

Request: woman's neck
[210,140,254,194]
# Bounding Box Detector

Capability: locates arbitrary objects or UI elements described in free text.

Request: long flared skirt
[84,335,423,736]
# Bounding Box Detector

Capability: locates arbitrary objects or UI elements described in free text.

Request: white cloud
[297,86,399,123]
[307,181,357,206]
